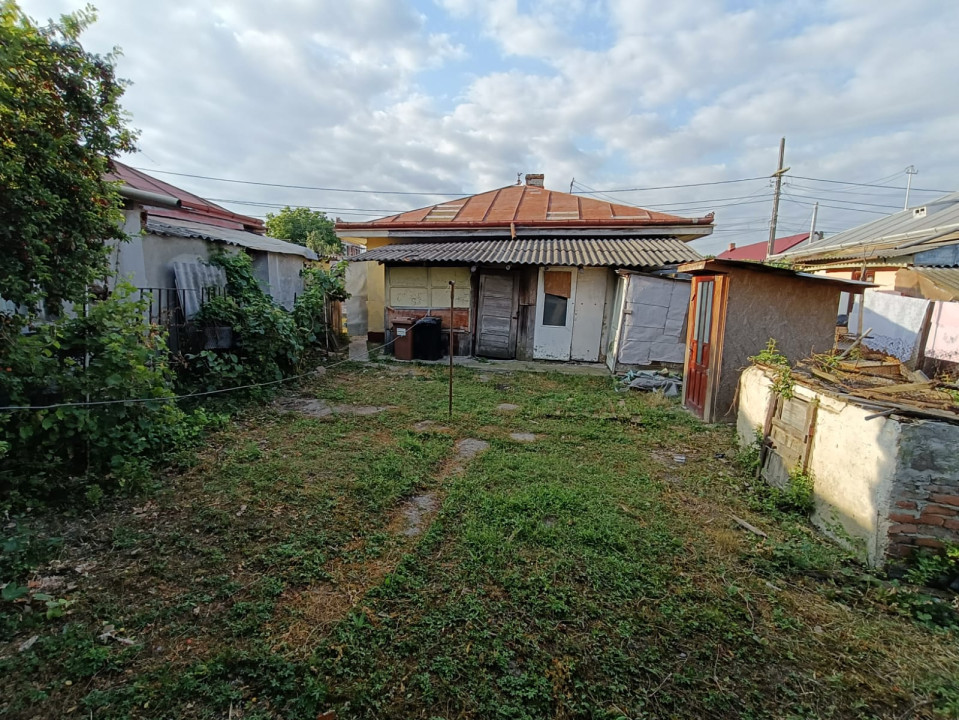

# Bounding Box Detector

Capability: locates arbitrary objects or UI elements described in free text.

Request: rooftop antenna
[516,172,522,185]
[904,165,918,210]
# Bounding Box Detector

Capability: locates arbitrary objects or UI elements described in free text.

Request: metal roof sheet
[777,191,959,263]
[717,233,811,261]
[146,219,317,260]
[110,161,267,233]
[351,237,701,269]
[336,183,714,231]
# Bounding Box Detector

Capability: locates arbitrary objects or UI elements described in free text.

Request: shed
[676,259,872,423]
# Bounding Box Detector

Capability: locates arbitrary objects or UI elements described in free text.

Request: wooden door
[476,271,518,358]
[685,276,717,418]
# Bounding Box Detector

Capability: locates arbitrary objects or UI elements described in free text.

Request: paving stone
[510,432,537,442]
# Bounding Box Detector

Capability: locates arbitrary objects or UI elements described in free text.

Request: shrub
[0,283,209,503]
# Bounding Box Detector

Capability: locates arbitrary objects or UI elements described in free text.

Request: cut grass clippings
[1,363,958,719]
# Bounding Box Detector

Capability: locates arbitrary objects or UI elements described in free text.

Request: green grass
[2,364,958,719]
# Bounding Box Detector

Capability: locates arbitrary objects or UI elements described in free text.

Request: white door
[570,268,608,362]
[533,267,577,360]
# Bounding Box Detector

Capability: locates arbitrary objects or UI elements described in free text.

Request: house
[717,232,813,261]
[774,191,959,293]
[776,193,959,372]
[337,174,713,362]
[108,162,317,314]
[676,259,871,423]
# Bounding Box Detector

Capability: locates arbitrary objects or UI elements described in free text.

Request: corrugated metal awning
[351,237,700,269]
[147,219,318,260]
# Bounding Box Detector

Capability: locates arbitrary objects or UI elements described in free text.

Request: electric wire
[0,323,433,412]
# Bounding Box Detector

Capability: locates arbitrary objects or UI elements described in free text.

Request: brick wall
[887,422,959,558]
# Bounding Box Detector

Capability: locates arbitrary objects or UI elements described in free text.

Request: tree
[0,2,138,309]
[265,206,343,257]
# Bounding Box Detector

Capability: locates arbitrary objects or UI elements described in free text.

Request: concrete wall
[616,274,689,367]
[107,207,149,288]
[717,270,841,422]
[738,366,959,566]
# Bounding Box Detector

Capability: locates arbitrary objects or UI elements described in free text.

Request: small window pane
[543,293,568,326]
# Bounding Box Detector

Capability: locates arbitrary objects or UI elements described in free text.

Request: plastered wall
[717,270,840,422]
[738,366,959,566]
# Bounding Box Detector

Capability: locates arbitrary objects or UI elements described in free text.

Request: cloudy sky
[18,0,959,254]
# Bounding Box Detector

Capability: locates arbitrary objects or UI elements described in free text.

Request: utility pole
[766,137,789,259]
[904,165,918,210]
[569,177,575,193]
[808,202,819,243]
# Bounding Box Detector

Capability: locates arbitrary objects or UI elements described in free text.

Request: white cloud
[14,0,959,252]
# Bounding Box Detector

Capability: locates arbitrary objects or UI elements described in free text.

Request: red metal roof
[108,161,266,233]
[336,183,714,231]
[717,233,810,261]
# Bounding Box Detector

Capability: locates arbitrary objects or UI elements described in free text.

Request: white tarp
[617,274,689,365]
[849,290,930,361]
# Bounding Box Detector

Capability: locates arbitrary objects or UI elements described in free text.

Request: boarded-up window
[544,270,572,298]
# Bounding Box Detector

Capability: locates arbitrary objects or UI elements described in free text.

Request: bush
[186,252,347,391]
[0,283,211,503]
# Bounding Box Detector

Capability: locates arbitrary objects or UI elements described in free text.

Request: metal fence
[135,287,222,353]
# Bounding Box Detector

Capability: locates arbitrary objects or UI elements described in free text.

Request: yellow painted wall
[342,234,473,332]
[387,266,471,308]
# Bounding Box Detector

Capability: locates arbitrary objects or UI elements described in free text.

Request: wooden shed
[677,259,871,423]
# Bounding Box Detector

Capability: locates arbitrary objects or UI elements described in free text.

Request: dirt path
[272,436,489,653]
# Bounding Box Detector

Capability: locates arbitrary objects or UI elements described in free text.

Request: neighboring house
[774,192,959,293]
[676,259,871,423]
[107,162,317,313]
[337,174,713,363]
[776,193,959,373]
[717,232,813,261]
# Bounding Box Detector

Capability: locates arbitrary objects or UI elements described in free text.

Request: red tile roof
[717,233,810,261]
[336,183,714,231]
[108,161,266,233]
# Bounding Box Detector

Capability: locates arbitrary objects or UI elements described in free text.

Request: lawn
[2,362,958,719]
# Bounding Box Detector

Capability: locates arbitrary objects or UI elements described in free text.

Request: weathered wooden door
[685,276,717,418]
[476,271,519,358]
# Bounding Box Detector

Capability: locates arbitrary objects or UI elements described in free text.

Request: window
[543,293,568,326]
[542,270,571,326]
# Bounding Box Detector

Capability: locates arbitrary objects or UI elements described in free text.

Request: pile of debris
[617,368,682,397]
[794,342,959,422]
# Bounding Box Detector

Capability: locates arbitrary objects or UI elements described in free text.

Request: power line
[131,167,467,196]
[781,194,891,215]
[206,198,403,214]
[789,174,952,194]
[573,176,769,193]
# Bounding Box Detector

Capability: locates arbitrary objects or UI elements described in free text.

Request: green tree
[0,2,138,309]
[265,206,342,256]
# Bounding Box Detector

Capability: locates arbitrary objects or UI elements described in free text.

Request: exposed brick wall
[886,422,959,558]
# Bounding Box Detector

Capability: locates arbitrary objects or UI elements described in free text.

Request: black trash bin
[413,316,443,360]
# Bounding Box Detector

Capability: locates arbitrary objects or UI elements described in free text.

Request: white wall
[738,366,901,566]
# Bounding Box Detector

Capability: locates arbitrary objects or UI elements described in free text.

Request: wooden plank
[544,270,572,298]
[866,381,935,395]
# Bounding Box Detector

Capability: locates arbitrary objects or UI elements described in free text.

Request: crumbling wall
[737,367,959,567]
[887,422,959,558]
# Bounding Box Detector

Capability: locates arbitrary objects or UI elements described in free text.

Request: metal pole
[904,165,917,210]
[766,137,787,259]
[808,202,819,243]
[448,281,454,418]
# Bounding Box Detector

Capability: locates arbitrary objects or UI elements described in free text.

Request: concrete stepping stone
[510,432,537,442]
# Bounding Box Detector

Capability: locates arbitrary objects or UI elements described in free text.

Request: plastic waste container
[392,318,415,360]
[413,316,443,360]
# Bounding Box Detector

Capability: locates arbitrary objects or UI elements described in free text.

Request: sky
[17,0,959,255]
